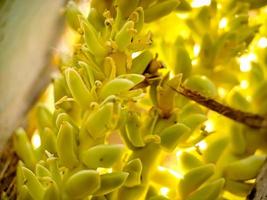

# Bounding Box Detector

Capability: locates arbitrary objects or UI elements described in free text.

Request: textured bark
[170,85,267,129]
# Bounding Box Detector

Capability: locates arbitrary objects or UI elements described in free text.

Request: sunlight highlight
[191,0,211,8]
[31,132,41,149]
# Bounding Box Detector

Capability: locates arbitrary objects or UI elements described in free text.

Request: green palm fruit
[131,50,153,74]
[35,163,51,177]
[187,178,225,200]
[81,144,125,169]
[94,172,129,196]
[115,20,137,51]
[223,155,266,181]
[144,0,179,23]
[183,75,217,98]
[84,102,114,139]
[225,179,253,197]
[21,167,45,200]
[123,158,143,187]
[56,121,79,168]
[65,68,93,108]
[17,161,25,191]
[174,47,192,79]
[199,34,214,69]
[100,78,135,99]
[177,151,203,173]
[55,112,77,130]
[180,113,207,130]
[160,123,191,151]
[87,8,105,32]
[43,180,60,200]
[81,19,108,57]
[178,164,215,199]
[151,168,179,189]
[203,136,228,163]
[14,128,36,169]
[65,170,100,198]
[65,1,82,31]
[128,32,153,52]
[179,103,204,119]
[125,112,145,147]
[116,0,139,17]
[17,185,34,200]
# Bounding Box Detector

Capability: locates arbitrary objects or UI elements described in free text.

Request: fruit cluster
[15,0,267,200]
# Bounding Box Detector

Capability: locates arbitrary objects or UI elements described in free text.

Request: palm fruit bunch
[14,0,267,199]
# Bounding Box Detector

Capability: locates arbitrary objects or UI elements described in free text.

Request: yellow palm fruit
[223,155,266,181]
[203,136,228,163]
[116,0,139,17]
[46,157,62,187]
[94,172,129,196]
[151,168,179,189]
[180,113,207,130]
[177,151,203,173]
[81,19,108,57]
[36,105,53,130]
[17,185,34,200]
[144,0,179,22]
[117,185,147,200]
[184,75,217,98]
[123,158,143,187]
[157,75,182,117]
[187,178,225,200]
[103,56,117,81]
[178,164,215,199]
[14,129,36,169]
[65,68,93,108]
[65,1,82,30]
[81,144,125,169]
[42,128,57,154]
[35,163,51,177]
[56,121,79,168]
[229,124,246,155]
[125,112,145,147]
[84,102,114,139]
[174,46,192,79]
[43,180,60,200]
[55,112,77,131]
[225,179,253,197]
[160,123,191,151]
[65,170,100,198]
[53,76,68,102]
[21,167,45,200]
[115,20,137,51]
[100,78,135,99]
[118,74,145,85]
[131,50,153,74]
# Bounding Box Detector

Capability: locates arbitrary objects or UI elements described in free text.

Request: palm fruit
[65,170,100,198]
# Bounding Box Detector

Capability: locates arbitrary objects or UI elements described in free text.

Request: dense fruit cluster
[15,0,267,199]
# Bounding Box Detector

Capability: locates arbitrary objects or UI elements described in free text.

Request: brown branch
[169,85,267,129]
